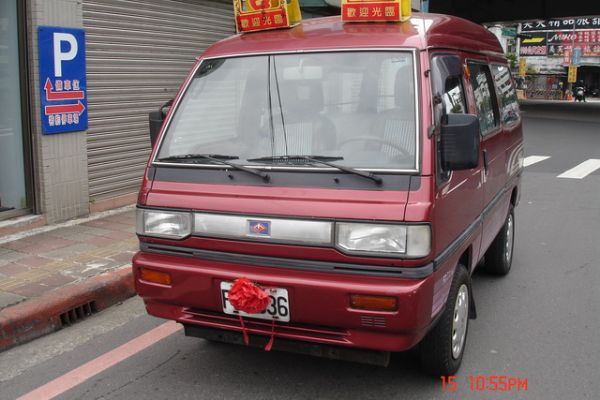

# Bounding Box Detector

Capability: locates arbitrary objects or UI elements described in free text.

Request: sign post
[518,58,527,77]
[38,27,87,135]
[568,64,578,83]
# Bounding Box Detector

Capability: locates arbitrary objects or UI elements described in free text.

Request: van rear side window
[491,64,520,126]
[467,63,500,135]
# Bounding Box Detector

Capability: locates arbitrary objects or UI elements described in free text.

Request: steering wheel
[339,136,412,159]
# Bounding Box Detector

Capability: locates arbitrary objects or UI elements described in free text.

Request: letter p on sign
[53,33,78,77]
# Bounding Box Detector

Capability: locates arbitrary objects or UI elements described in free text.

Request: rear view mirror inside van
[440,113,480,170]
[283,66,323,80]
[148,99,173,147]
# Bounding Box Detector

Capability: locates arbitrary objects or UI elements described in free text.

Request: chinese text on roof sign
[341,0,411,23]
[233,0,301,33]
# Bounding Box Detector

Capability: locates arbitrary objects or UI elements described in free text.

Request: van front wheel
[419,265,470,376]
[484,206,515,276]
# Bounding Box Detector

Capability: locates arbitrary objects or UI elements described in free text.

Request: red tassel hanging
[238,315,249,345]
[229,278,273,347]
[264,319,276,351]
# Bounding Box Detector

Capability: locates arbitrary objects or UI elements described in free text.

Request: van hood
[145,175,414,222]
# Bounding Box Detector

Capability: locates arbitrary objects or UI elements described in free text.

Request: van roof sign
[341,0,411,23]
[234,0,302,33]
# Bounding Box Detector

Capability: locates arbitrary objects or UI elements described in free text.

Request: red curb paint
[17,321,181,400]
[0,266,135,352]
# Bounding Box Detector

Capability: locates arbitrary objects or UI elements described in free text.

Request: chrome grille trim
[194,212,333,246]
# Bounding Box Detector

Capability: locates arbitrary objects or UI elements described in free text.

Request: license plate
[220,281,290,322]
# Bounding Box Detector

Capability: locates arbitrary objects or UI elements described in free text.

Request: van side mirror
[148,99,173,146]
[440,114,480,171]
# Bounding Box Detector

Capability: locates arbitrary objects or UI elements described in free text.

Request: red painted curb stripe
[0,267,135,351]
[17,321,182,400]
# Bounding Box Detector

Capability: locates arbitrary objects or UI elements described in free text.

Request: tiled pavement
[0,210,137,310]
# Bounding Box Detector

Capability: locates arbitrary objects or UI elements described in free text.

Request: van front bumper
[133,246,445,353]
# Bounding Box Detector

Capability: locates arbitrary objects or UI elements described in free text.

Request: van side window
[467,63,500,135]
[491,64,520,125]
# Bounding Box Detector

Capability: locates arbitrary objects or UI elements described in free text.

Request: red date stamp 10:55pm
[441,376,529,392]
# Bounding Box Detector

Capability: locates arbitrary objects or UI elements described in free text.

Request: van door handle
[482,150,489,174]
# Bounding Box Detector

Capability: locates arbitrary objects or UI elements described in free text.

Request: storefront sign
[547,43,600,57]
[563,47,572,65]
[547,30,600,45]
[502,27,517,38]
[521,16,600,32]
[519,35,547,56]
[38,26,87,135]
[568,65,578,83]
[233,0,301,33]
[341,0,411,23]
[520,28,600,58]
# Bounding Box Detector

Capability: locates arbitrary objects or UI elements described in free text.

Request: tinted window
[491,64,520,125]
[467,63,499,135]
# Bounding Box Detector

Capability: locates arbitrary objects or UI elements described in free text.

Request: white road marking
[558,159,600,179]
[523,155,550,167]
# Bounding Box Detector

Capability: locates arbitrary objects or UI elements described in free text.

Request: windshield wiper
[248,155,383,185]
[159,154,239,161]
[158,154,270,182]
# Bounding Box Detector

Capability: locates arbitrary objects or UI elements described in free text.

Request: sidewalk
[520,97,600,105]
[0,206,138,351]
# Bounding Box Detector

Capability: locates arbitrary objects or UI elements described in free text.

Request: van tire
[484,206,515,276]
[419,265,470,376]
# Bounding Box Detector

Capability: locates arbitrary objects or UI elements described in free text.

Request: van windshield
[156,52,417,171]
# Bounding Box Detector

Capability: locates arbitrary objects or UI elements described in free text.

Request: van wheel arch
[484,205,515,276]
[510,187,519,207]
[419,263,471,376]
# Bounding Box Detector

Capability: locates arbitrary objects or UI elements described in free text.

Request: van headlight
[336,223,431,258]
[136,209,192,239]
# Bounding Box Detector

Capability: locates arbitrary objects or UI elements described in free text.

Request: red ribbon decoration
[228,278,272,314]
[228,278,276,350]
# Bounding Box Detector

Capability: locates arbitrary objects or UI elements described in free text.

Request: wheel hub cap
[451,284,469,359]
[505,214,514,263]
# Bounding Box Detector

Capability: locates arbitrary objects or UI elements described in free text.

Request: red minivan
[134,13,524,375]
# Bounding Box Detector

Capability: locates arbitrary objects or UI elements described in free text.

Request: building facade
[1,0,237,226]
[517,16,600,99]
[0,0,425,227]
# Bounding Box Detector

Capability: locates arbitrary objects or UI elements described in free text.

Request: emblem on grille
[248,220,271,236]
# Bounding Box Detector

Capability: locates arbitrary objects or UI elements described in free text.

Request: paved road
[1,105,599,399]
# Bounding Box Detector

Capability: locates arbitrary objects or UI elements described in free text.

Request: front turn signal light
[140,268,172,286]
[350,294,398,312]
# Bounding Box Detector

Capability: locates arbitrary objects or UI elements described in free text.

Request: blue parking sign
[38,26,87,134]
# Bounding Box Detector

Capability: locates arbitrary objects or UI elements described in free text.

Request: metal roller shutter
[83,0,235,200]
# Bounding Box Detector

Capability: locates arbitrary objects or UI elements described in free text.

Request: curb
[0,266,135,352]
